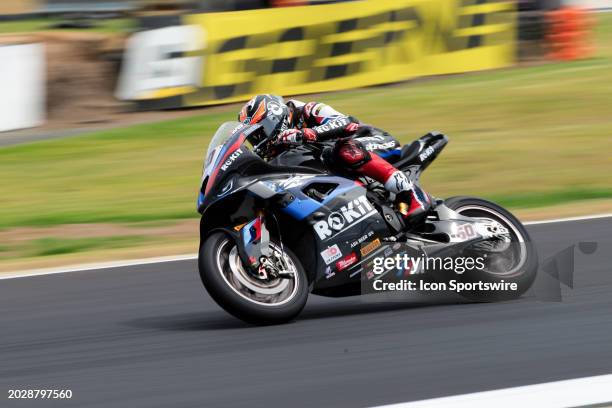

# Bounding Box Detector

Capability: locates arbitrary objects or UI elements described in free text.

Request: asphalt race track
[1,218,611,408]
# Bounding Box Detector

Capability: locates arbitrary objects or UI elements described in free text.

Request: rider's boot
[358,154,432,227]
[384,170,432,227]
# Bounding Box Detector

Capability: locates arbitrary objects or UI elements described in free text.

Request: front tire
[443,196,538,301]
[199,231,309,325]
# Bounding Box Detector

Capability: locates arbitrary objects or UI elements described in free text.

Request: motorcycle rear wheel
[199,232,309,325]
[443,196,538,301]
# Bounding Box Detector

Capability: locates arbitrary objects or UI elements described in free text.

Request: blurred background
[0,0,610,271]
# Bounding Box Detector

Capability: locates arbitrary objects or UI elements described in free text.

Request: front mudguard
[199,189,256,239]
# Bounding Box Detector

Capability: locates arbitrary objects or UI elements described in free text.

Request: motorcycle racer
[238,94,431,225]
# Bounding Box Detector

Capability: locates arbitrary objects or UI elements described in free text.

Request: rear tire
[443,196,538,301]
[199,231,309,325]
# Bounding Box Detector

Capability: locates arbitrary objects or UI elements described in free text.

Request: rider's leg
[333,139,431,224]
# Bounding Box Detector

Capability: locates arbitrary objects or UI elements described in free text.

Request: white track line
[373,373,612,408]
[0,254,197,280]
[1,212,611,280]
[524,212,612,226]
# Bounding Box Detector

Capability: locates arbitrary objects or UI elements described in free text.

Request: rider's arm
[309,115,360,141]
[301,102,360,141]
[283,100,360,143]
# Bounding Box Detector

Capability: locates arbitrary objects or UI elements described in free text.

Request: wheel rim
[454,205,528,277]
[215,238,300,306]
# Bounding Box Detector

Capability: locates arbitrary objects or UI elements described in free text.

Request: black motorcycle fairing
[395,131,448,173]
[300,185,390,290]
[270,144,329,172]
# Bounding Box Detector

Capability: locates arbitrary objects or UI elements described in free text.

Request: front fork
[234,211,271,279]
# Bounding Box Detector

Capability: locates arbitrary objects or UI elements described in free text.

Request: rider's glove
[275,128,318,146]
[345,122,360,134]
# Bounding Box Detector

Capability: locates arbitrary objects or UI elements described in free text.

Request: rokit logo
[221,148,243,171]
[312,117,349,134]
[314,195,376,240]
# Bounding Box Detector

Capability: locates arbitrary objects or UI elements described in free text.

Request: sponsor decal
[350,230,374,248]
[324,266,335,280]
[336,252,358,271]
[364,141,397,151]
[360,238,381,257]
[453,223,478,240]
[357,135,385,143]
[314,195,376,240]
[220,148,243,171]
[279,175,315,189]
[264,175,315,192]
[320,244,342,265]
[418,146,435,162]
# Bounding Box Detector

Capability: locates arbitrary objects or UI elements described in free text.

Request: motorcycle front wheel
[198,231,309,325]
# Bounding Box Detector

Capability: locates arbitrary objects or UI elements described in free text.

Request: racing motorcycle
[197,121,538,324]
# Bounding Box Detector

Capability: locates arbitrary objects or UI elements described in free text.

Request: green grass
[490,188,612,209]
[30,236,148,257]
[0,235,151,260]
[1,14,611,230]
[0,18,134,34]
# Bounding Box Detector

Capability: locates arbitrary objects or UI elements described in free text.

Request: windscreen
[204,121,244,169]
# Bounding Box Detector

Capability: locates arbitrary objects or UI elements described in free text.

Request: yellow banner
[122,0,515,107]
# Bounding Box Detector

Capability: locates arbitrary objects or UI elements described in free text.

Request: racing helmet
[238,94,290,144]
